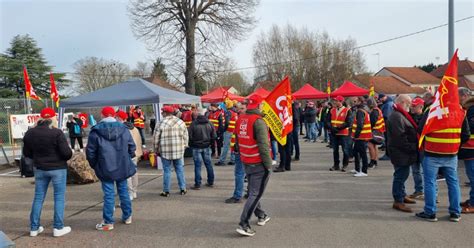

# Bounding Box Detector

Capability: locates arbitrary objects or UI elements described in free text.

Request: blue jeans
[101,179,132,224]
[233,153,245,199]
[464,160,474,206]
[392,165,411,203]
[271,140,278,160]
[193,148,214,186]
[162,158,186,192]
[411,163,423,193]
[218,131,235,163]
[307,123,317,141]
[422,155,461,215]
[30,169,67,231]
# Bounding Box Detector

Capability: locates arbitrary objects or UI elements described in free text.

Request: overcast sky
[1,0,473,84]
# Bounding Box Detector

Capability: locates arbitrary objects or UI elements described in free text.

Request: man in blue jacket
[86,106,137,231]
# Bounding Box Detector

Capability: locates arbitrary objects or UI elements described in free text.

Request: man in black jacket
[387,95,419,213]
[24,108,73,237]
[190,108,217,190]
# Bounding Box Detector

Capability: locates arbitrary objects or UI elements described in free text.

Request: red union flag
[23,65,41,100]
[261,76,293,145]
[419,49,464,147]
[50,72,60,107]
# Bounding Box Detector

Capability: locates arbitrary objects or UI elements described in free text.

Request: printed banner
[10,112,73,139]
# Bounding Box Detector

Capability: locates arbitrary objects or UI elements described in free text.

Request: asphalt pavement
[0,136,473,248]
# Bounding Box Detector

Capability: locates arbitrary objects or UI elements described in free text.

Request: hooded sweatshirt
[86,117,137,181]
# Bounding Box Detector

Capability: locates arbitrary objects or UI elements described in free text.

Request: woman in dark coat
[66,114,84,152]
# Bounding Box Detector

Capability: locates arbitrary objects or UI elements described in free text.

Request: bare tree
[253,24,366,90]
[128,0,259,94]
[132,61,152,77]
[73,57,132,93]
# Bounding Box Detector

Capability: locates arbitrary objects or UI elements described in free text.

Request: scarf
[393,104,419,139]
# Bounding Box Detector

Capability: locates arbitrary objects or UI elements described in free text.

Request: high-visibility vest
[181,110,193,127]
[209,110,222,131]
[230,133,236,153]
[425,128,462,155]
[227,110,238,133]
[133,111,145,129]
[351,109,373,141]
[373,107,386,133]
[236,113,263,164]
[330,107,350,136]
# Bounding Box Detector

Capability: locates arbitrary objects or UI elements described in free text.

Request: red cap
[40,108,55,119]
[116,110,128,120]
[246,94,263,109]
[162,106,175,113]
[411,98,425,106]
[334,95,344,102]
[101,106,116,117]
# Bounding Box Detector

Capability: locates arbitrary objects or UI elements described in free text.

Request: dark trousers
[239,166,270,228]
[354,140,369,173]
[70,137,83,149]
[384,131,390,157]
[278,137,292,170]
[392,165,411,203]
[299,119,304,135]
[211,134,223,157]
[332,135,350,168]
[290,125,300,159]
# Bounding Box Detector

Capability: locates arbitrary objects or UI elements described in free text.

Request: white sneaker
[124,216,132,225]
[130,194,134,201]
[350,169,358,174]
[53,226,71,237]
[354,172,368,177]
[133,192,137,199]
[80,149,84,152]
[30,226,44,237]
[257,216,271,226]
[142,145,146,149]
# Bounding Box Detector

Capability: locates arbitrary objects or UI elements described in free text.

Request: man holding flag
[416,50,470,222]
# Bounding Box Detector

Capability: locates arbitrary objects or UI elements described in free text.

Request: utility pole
[448,0,454,59]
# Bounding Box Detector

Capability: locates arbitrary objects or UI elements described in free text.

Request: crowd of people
[21,87,474,238]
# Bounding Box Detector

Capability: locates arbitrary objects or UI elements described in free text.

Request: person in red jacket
[235,94,272,237]
[131,106,146,148]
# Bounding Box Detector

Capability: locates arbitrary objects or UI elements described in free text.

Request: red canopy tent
[247,87,271,98]
[292,83,329,99]
[200,87,245,103]
[330,81,369,97]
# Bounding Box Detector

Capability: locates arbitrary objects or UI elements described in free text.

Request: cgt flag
[50,72,60,107]
[326,81,331,95]
[419,49,464,148]
[23,65,41,100]
[261,76,293,145]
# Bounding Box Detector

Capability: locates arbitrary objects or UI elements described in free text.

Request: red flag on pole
[23,65,41,100]
[50,72,60,108]
[419,49,464,147]
[261,76,293,145]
